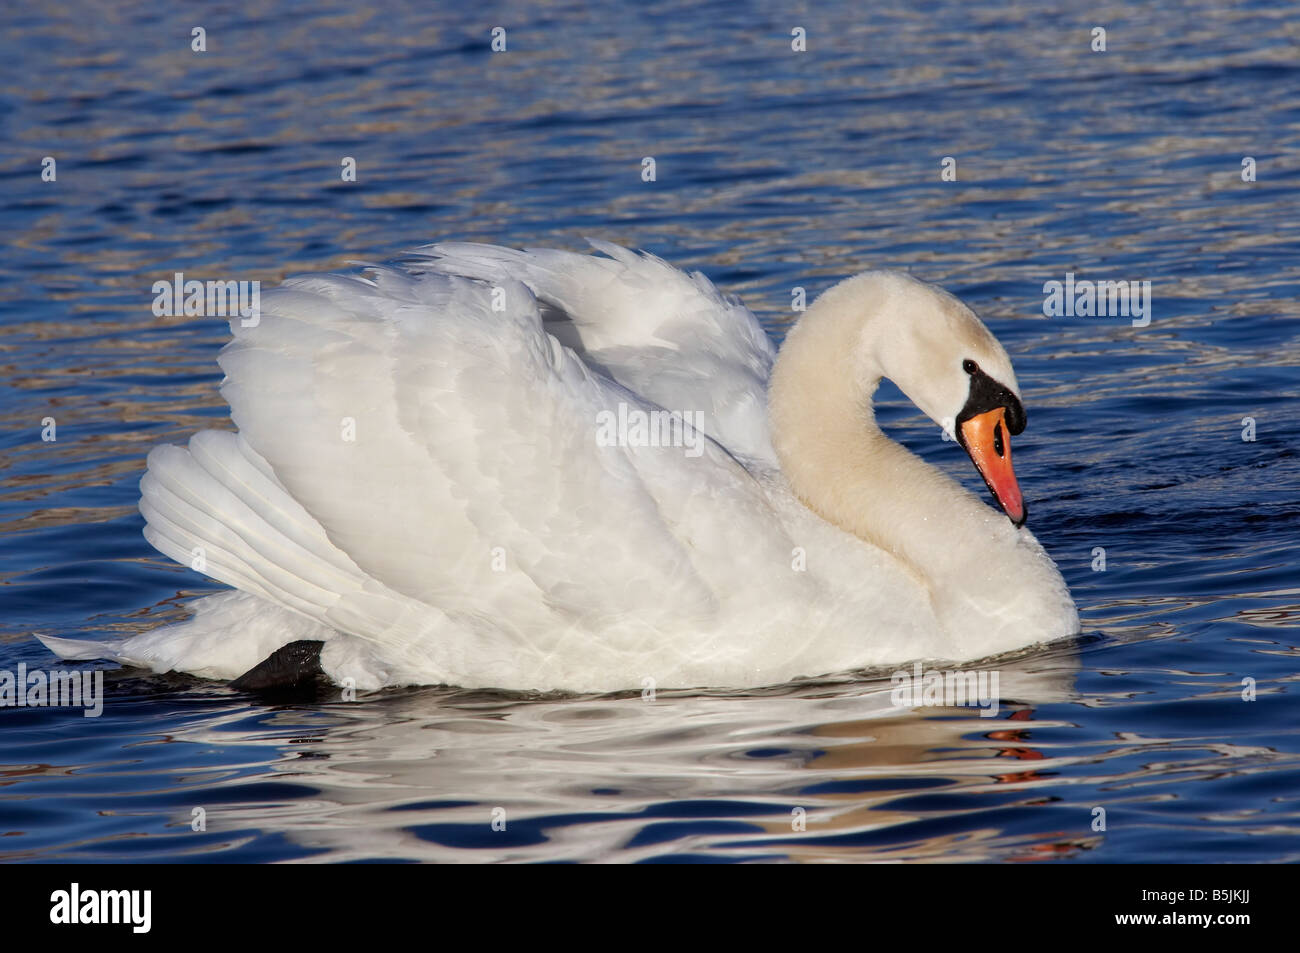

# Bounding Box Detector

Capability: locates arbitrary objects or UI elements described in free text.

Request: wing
[215,264,792,641]
[408,241,778,464]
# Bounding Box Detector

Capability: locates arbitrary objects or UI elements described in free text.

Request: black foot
[231,639,326,694]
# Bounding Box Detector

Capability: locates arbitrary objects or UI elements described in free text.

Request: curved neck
[767,290,1007,592]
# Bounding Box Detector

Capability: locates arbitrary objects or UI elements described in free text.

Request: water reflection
[147,653,1085,862]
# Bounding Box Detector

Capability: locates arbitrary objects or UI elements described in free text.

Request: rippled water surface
[2,1,1298,862]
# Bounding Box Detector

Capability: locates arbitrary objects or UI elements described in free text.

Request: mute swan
[42,242,1078,692]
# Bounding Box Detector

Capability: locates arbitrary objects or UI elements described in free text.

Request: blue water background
[0,1,1298,861]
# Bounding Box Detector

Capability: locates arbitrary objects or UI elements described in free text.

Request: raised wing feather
[409,241,777,464]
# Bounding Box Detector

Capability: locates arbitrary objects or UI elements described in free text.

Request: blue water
[1,1,1298,862]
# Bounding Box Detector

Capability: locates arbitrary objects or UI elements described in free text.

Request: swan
[41,241,1078,692]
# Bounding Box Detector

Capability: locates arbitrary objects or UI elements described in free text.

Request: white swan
[42,242,1078,692]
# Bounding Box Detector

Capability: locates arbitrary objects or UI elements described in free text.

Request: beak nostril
[993,421,1004,457]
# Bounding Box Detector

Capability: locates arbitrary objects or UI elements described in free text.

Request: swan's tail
[38,590,335,682]
[137,429,364,622]
[40,430,369,681]
[41,427,504,687]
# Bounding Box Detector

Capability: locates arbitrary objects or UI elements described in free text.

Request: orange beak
[958,407,1026,526]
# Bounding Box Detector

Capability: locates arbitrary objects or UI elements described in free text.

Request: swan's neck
[768,291,1008,594]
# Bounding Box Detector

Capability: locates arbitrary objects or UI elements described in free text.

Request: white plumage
[42,242,1078,691]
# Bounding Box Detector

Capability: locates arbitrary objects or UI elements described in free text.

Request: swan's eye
[993,421,1005,457]
[963,359,978,374]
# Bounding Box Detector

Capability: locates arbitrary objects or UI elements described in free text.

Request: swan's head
[860,272,1027,525]
[782,271,1030,526]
